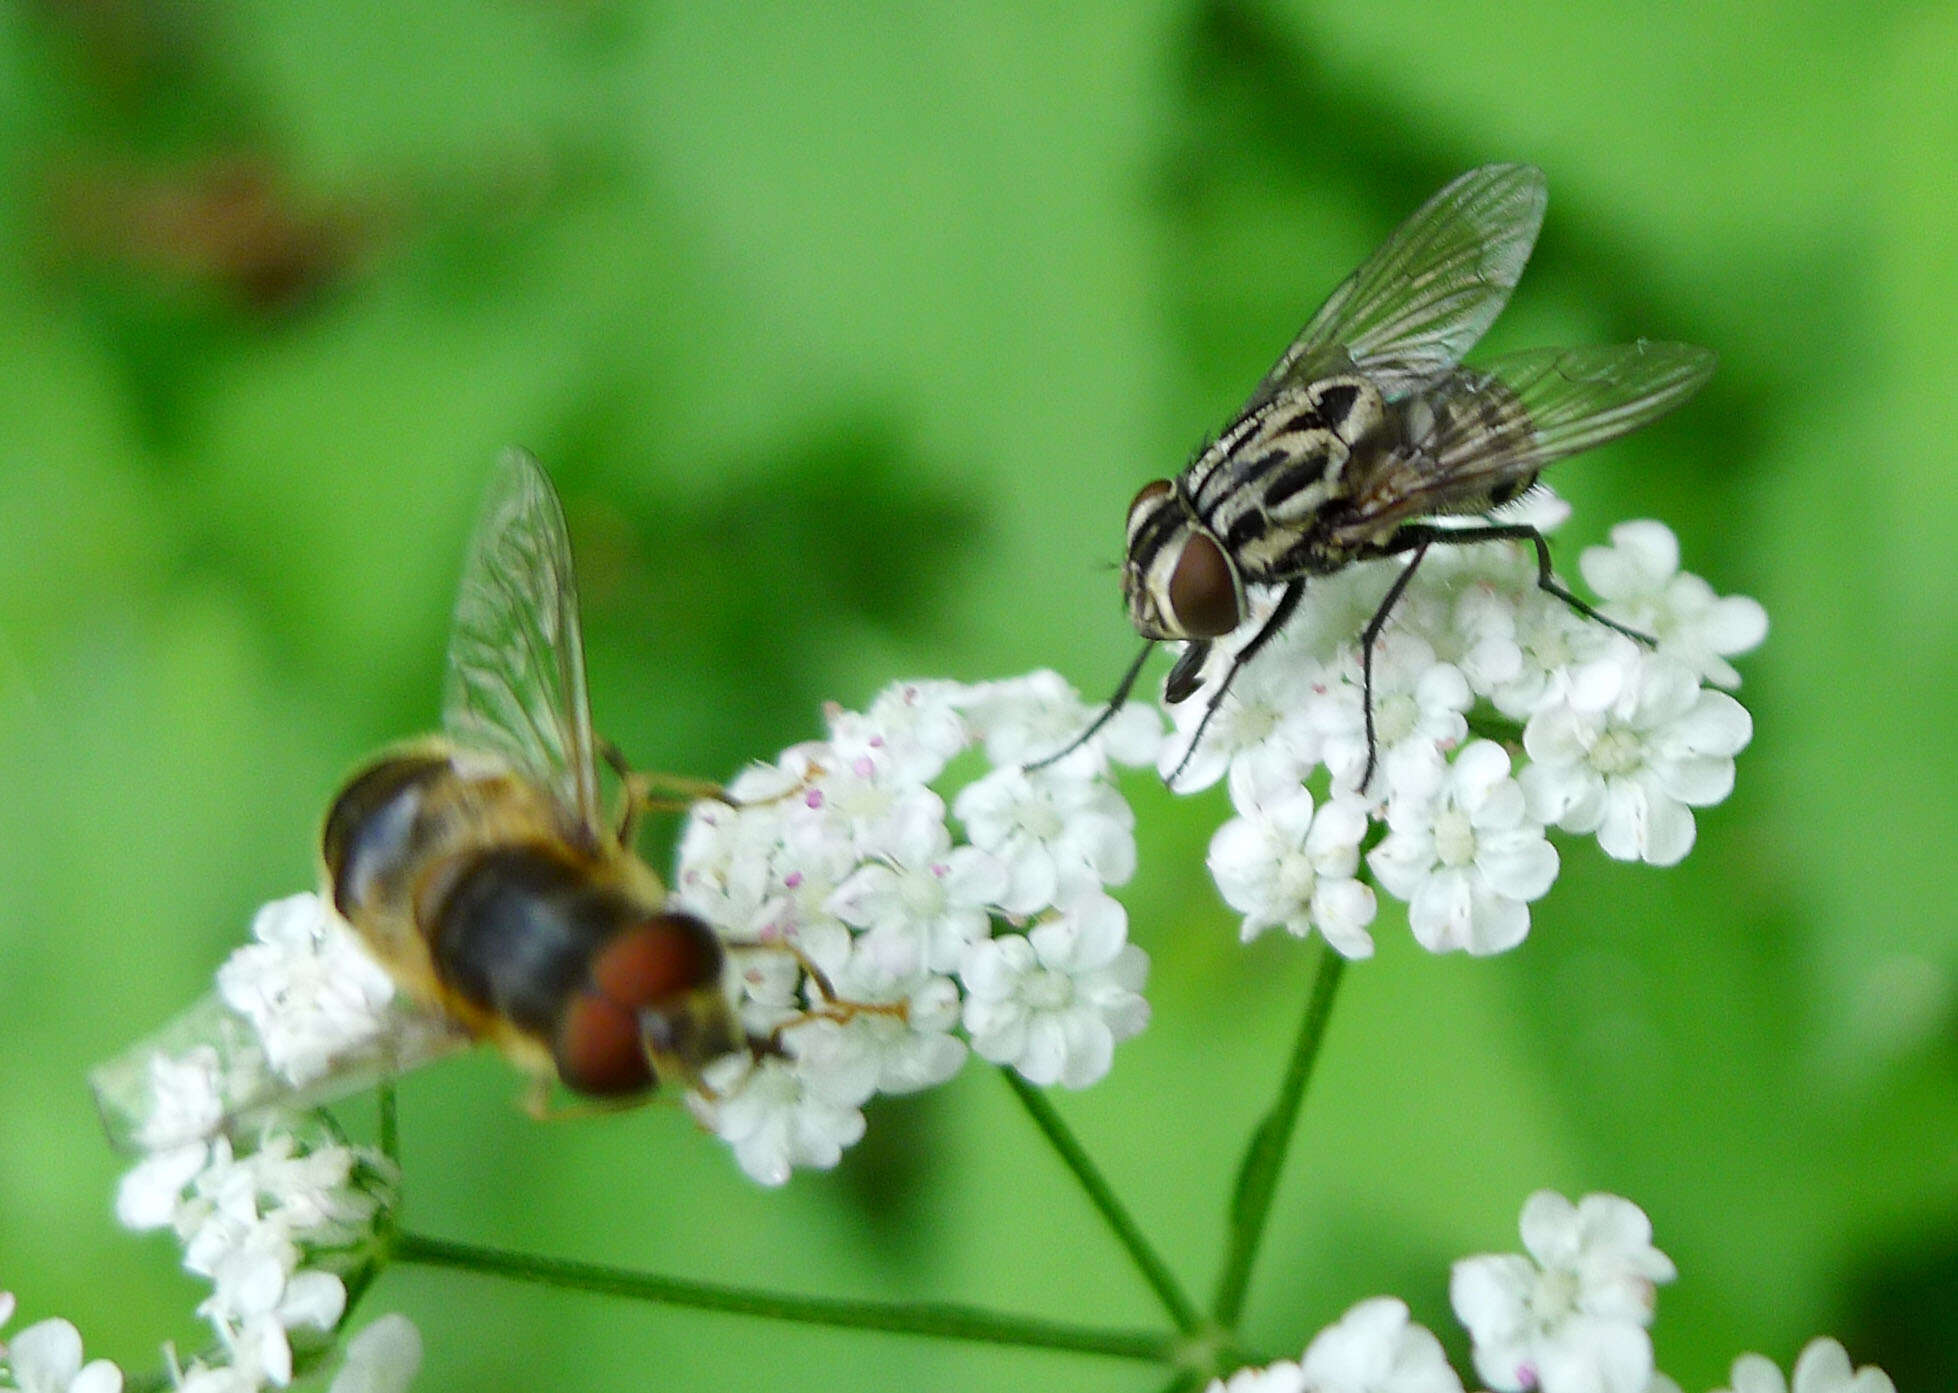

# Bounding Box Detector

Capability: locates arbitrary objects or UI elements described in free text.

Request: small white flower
[964,668,1161,773]
[193,1212,302,1303]
[1451,1190,1675,1393]
[761,809,871,946]
[1580,521,1767,689]
[837,679,970,784]
[1522,650,1752,866]
[1299,1297,1465,1393]
[329,1315,424,1393]
[819,949,969,1094]
[672,794,783,932]
[1158,639,1326,793]
[132,1047,228,1152]
[1316,635,1470,800]
[1458,585,1614,722]
[959,896,1149,1088]
[115,1141,211,1230]
[1208,763,1375,956]
[797,740,941,861]
[954,767,1137,914]
[201,1257,345,1385]
[216,894,399,1087]
[234,1133,382,1237]
[693,1050,869,1187]
[3,1318,123,1393]
[1369,741,1557,956]
[1714,1340,1895,1393]
[826,801,1008,976]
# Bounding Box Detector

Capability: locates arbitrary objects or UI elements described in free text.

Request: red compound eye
[551,914,724,1098]
[1166,532,1241,638]
[554,991,655,1097]
[591,913,721,1006]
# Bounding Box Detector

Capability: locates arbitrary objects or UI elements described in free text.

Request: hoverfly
[318,450,742,1103]
[1051,164,1714,787]
[94,453,752,1147]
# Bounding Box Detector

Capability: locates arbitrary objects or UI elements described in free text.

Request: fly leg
[598,739,728,847]
[1025,638,1157,771]
[1387,522,1654,646]
[724,939,910,1040]
[1352,533,1438,794]
[1161,580,1305,786]
[1356,521,1657,794]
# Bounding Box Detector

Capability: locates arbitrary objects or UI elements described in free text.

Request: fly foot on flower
[1159,512,1760,958]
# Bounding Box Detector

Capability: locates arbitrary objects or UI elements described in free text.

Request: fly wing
[441,449,605,841]
[1245,164,1547,410]
[90,985,467,1154]
[1338,341,1716,533]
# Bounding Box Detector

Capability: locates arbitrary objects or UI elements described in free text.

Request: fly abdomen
[430,845,638,1036]
[322,752,456,924]
[429,845,729,1095]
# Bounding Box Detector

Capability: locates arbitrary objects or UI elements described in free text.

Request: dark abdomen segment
[431,845,727,1095]
[429,845,625,1036]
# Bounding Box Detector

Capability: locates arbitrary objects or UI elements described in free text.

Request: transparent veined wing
[1342,341,1716,533]
[90,894,468,1154]
[91,987,467,1153]
[1246,163,1548,409]
[441,449,605,840]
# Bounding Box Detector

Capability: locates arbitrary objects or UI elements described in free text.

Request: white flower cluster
[93,674,1157,1203]
[675,674,1161,1185]
[1178,506,1763,958]
[1206,1191,1892,1393]
[0,1289,417,1393]
[114,1118,402,1391]
[0,1292,121,1393]
[91,896,465,1159]
[86,897,431,1393]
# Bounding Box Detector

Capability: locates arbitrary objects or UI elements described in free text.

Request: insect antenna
[1024,638,1156,771]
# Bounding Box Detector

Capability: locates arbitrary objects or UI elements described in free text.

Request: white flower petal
[330,1315,424,1393]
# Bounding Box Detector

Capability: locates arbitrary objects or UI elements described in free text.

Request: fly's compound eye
[1166,532,1241,638]
[1126,478,1173,533]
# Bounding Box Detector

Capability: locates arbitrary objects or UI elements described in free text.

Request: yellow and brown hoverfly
[317,450,742,1104]
[1050,164,1715,786]
[92,452,758,1148]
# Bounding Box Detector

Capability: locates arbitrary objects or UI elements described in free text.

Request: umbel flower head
[674,674,1161,1184]
[1451,1190,1676,1393]
[1165,502,1761,958]
[93,673,1161,1194]
[1206,1189,1896,1393]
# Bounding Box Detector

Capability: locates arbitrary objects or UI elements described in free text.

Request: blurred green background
[3,1,1956,1389]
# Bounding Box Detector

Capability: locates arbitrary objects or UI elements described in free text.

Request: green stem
[377,1080,399,1165]
[1464,709,1523,746]
[999,1068,1206,1335]
[390,1231,1174,1363]
[1210,941,1347,1326]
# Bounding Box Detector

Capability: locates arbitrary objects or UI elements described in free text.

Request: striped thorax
[1123,371,1389,642]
